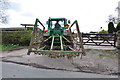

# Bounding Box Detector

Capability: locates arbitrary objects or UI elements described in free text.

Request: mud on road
[71,49,119,75]
[1,47,119,76]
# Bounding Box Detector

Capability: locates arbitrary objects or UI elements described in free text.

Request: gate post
[114,34,117,47]
[116,34,120,49]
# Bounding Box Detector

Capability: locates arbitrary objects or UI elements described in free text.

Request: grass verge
[0,45,23,50]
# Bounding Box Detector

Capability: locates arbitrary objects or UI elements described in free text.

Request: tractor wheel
[27,51,31,55]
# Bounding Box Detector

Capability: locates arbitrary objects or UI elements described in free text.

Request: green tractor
[27,17,85,58]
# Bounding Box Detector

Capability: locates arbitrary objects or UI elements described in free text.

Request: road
[1,62,117,78]
[1,47,118,78]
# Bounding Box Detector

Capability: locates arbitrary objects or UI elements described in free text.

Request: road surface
[1,62,117,78]
[1,47,119,78]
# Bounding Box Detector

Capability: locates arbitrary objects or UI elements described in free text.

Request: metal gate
[82,33,117,47]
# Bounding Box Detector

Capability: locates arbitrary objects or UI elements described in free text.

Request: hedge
[116,22,120,32]
[2,31,32,46]
[99,30,108,34]
[117,30,120,34]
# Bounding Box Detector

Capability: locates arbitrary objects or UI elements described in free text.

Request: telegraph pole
[118,1,120,22]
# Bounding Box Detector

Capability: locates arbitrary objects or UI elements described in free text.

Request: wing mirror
[68,20,71,24]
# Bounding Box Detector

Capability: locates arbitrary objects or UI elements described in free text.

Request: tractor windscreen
[51,21,64,29]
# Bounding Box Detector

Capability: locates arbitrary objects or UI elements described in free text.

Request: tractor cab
[47,18,69,35]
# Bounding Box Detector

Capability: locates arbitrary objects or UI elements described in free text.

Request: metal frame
[27,18,86,58]
[82,33,117,47]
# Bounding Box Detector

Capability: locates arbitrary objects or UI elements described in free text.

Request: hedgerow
[2,31,32,46]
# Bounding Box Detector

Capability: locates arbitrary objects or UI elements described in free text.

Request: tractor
[27,17,86,58]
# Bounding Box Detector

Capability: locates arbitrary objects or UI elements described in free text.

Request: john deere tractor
[27,17,85,58]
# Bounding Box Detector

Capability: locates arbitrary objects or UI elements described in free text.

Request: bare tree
[107,15,118,24]
[0,0,9,24]
[107,5,120,24]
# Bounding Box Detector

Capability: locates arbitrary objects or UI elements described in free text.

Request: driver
[55,21,61,29]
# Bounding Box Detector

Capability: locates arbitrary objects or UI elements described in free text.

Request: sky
[1,0,120,32]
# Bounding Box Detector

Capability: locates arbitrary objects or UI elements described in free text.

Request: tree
[107,15,118,24]
[116,22,120,32]
[0,0,9,24]
[108,22,115,33]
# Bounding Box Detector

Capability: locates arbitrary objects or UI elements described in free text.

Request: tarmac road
[1,62,117,78]
[1,47,119,78]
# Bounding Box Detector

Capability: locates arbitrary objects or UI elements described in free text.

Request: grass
[98,54,116,59]
[0,44,23,50]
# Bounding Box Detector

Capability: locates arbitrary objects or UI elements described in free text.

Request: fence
[82,33,117,47]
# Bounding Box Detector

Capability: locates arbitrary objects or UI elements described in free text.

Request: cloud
[9,2,21,11]
[1,0,119,32]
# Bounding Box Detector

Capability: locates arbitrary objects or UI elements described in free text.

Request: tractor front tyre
[27,51,31,55]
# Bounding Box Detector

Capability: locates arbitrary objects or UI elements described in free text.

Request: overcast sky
[1,0,120,32]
